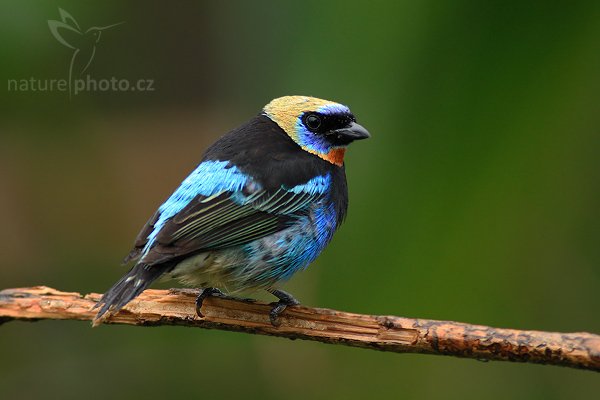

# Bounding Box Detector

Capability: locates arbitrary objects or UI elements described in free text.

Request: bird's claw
[195,287,225,318]
[269,302,288,327]
[195,287,299,326]
[268,289,300,327]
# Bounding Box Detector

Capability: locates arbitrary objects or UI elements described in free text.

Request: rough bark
[1,286,598,372]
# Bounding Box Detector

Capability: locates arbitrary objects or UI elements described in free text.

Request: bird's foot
[195,287,226,317]
[268,289,300,327]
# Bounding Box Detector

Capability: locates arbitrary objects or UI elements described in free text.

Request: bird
[93,95,370,326]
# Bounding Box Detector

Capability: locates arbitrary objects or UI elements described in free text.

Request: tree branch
[1,286,598,372]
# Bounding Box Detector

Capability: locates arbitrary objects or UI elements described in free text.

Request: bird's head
[263,96,370,166]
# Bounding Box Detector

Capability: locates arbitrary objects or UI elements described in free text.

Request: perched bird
[94,95,370,326]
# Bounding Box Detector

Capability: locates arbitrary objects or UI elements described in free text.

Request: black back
[204,114,348,224]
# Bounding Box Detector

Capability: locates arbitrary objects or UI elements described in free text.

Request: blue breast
[239,199,338,285]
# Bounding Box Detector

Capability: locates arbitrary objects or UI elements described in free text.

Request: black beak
[328,122,371,144]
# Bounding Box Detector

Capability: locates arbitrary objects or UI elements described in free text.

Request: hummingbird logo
[48,8,123,97]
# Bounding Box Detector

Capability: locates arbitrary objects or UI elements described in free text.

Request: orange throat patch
[304,147,346,167]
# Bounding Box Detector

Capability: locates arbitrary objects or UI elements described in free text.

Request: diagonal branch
[1,286,598,372]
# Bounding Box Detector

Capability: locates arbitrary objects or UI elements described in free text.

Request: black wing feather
[138,189,320,266]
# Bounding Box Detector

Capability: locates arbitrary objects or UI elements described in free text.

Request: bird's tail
[92,263,168,326]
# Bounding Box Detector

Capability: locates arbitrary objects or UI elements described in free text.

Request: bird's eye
[305,114,322,131]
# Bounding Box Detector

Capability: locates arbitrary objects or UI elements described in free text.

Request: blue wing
[125,160,331,266]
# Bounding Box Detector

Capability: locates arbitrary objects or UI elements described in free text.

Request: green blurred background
[1,1,599,399]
